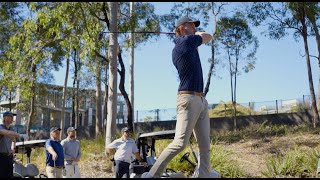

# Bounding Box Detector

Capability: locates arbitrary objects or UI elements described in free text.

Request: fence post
[224,104,227,117]
[136,110,138,122]
[249,102,251,115]
[276,100,278,114]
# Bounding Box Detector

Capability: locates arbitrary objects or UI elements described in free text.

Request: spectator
[0,111,22,178]
[61,127,81,178]
[45,127,64,178]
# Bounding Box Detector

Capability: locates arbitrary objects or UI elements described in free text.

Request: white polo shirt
[107,138,138,163]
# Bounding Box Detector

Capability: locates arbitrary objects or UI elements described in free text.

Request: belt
[115,159,130,164]
[178,91,204,97]
[47,165,64,169]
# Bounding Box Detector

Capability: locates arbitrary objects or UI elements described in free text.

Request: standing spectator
[106,127,147,178]
[61,127,81,178]
[0,111,22,178]
[45,127,65,178]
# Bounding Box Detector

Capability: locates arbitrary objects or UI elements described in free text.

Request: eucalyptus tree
[0,2,26,114]
[303,2,320,112]
[246,2,320,127]
[215,12,259,131]
[88,2,161,132]
[25,2,94,137]
[7,15,65,135]
[115,2,161,132]
[105,1,119,146]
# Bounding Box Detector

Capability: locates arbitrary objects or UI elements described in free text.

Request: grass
[262,146,320,178]
[211,121,320,144]
[154,139,247,178]
[15,123,320,178]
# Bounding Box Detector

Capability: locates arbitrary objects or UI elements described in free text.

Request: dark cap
[3,111,16,117]
[175,17,200,28]
[67,127,77,133]
[50,127,61,133]
[121,127,130,133]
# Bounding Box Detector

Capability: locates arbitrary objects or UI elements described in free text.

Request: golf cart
[13,139,48,178]
[130,130,220,178]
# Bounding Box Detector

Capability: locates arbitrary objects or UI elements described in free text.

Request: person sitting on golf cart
[106,127,147,178]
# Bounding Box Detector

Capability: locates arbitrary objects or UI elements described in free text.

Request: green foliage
[118,2,161,49]
[212,122,293,143]
[262,147,319,177]
[211,144,247,178]
[208,101,256,118]
[216,12,259,74]
[155,139,246,178]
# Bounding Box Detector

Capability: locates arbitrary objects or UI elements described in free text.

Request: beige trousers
[148,94,211,177]
[46,166,63,178]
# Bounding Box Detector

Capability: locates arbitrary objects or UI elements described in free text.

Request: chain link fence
[118,95,314,124]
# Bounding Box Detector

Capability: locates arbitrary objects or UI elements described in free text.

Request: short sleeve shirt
[0,124,16,153]
[107,138,138,163]
[45,139,65,166]
[172,34,203,92]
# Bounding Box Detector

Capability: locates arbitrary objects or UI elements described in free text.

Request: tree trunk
[27,63,36,137]
[310,20,320,113]
[60,54,70,139]
[72,50,77,127]
[75,69,80,129]
[95,57,102,138]
[129,1,135,132]
[227,49,236,131]
[301,17,320,127]
[234,48,239,132]
[118,49,134,132]
[204,12,216,97]
[103,65,108,136]
[105,1,119,147]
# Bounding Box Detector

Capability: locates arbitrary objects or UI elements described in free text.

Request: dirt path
[222,133,320,177]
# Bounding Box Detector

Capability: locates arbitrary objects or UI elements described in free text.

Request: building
[0,83,127,131]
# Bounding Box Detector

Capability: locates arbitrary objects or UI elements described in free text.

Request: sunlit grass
[14,123,320,178]
[154,139,247,178]
[262,146,320,178]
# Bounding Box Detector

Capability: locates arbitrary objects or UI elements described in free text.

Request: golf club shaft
[189,140,198,164]
[101,31,175,34]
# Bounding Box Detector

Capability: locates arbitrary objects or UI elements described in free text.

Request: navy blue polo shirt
[172,34,203,92]
[45,139,64,166]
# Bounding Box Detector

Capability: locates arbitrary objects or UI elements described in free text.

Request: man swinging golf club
[141,16,219,178]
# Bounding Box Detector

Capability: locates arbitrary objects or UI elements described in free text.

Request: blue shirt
[45,139,64,166]
[172,34,203,92]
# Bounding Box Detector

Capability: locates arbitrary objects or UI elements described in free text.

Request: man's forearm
[134,152,143,161]
[106,148,115,155]
[195,31,212,44]
[0,129,19,138]
[48,146,57,155]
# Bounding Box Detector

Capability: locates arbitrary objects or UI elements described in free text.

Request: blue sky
[52,2,319,111]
